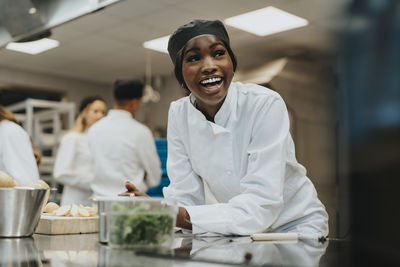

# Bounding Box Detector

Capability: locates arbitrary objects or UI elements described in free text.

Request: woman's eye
[214,49,226,57]
[186,55,199,62]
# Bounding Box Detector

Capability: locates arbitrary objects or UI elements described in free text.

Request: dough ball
[27,179,50,189]
[84,206,97,216]
[54,205,71,216]
[0,171,15,188]
[44,202,59,213]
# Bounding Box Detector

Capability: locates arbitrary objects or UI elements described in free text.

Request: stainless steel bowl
[0,187,49,237]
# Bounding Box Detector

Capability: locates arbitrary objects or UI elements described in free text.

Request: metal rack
[6,98,75,189]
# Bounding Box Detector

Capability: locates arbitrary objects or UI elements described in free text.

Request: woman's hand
[118,181,149,197]
[176,207,192,230]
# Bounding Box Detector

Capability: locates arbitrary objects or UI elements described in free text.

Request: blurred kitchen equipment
[0,187,49,237]
[142,51,160,103]
[0,0,122,48]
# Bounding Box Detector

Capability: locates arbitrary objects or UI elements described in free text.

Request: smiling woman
[180,35,234,120]
[170,20,237,121]
[125,19,329,239]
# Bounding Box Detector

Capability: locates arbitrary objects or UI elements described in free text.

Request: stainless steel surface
[0,187,49,237]
[0,233,352,267]
[0,237,42,266]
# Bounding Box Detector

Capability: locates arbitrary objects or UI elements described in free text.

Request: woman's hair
[173,40,237,90]
[0,105,18,123]
[70,96,105,133]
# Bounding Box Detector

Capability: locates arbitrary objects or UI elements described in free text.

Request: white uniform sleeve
[185,97,290,235]
[137,128,162,189]
[53,134,91,189]
[3,124,39,184]
[163,104,205,206]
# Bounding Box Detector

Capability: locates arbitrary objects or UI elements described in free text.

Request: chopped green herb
[109,202,174,247]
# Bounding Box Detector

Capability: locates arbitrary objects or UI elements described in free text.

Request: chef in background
[88,80,161,197]
[0,93,39,185]
[53,96,106,205]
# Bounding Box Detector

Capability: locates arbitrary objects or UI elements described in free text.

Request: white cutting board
[35,215,99,235]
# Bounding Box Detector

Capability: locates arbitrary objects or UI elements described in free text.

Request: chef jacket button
[226,171,232,175]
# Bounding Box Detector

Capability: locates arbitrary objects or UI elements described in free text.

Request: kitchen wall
[0,66,113,107]
[136,75,187,137]
[270,55,339,237]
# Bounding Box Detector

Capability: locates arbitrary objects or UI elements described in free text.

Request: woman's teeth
[200,77,222,85]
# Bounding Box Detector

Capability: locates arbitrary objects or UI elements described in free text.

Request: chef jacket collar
[188,83,236,128]
[107,109,133,118]
[214,82,236,127]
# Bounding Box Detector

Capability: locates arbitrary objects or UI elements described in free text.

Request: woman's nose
[201,56,217,73]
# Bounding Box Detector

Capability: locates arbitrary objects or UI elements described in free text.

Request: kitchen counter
[0,233,351,266]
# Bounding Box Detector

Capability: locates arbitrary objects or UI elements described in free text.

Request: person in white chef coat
[88,80,161,197]
[53,96,107,205]
[123,19,329,239]
[0,103,39,185]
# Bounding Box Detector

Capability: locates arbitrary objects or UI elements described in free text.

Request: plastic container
[96,197,177,249]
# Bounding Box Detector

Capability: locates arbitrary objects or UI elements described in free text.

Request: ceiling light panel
[143,35,170,54]
[6,38,59,55]
[225,6,308,37]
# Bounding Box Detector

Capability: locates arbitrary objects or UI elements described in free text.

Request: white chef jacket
[53,132,94,206]
[88,109,161,197]
[163,82,329,238]
[0,120,39,184]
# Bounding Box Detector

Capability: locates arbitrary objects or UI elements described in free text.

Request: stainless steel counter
[0,233,350,266]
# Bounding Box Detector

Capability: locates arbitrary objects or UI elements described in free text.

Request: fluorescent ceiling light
[6,38,59,55]
[143,35,170,54]
[225,6,308,36]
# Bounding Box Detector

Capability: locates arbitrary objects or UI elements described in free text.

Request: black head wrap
[168,19,230,65]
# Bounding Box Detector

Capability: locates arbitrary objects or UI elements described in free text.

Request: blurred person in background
[0,93,39,185]
[53,96,106,205]
[88,80,161,197]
